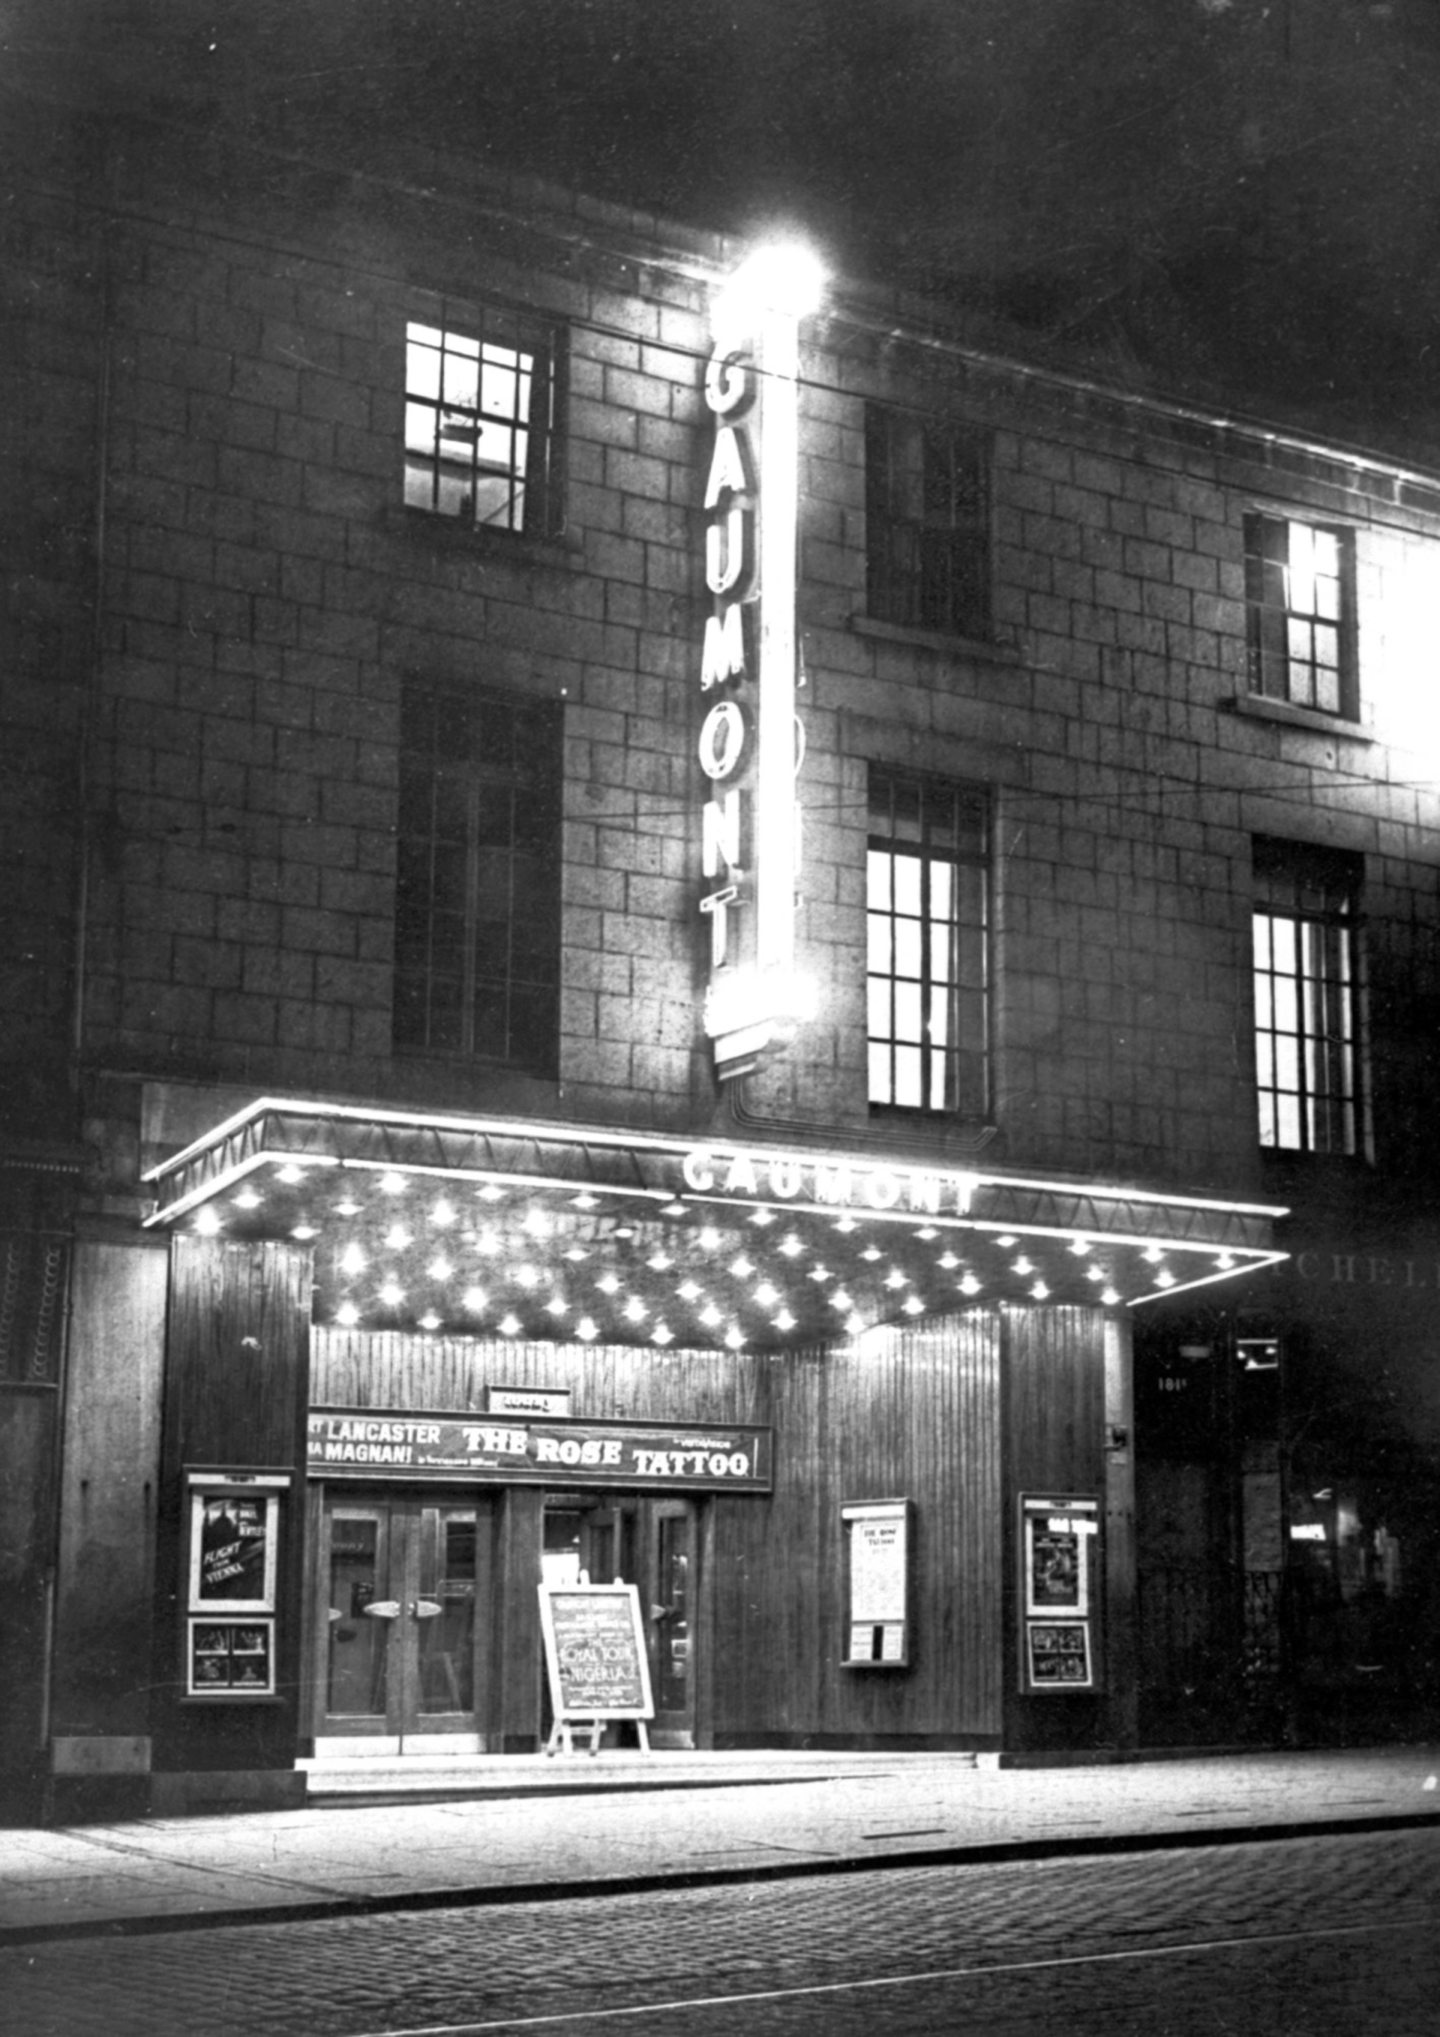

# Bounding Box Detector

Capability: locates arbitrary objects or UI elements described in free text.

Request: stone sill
[850,615,1022,668]
[1222,693,1374,744]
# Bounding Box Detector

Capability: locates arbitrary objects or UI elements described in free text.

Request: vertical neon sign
[699,245,823,1081]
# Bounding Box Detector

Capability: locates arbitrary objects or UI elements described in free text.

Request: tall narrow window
[404,309,561,534]
[1244,513,1356,717]
[1252,838,1362,1155]
[865,408,990,639]
[394,683,563,1070]
[867,771,989,1113]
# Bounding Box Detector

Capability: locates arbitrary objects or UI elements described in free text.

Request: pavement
[3,1745,1438,1947]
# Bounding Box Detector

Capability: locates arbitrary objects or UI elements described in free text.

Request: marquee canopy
[144,1098,1288,1352]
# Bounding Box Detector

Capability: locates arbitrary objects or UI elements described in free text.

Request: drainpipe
[70,250,113,1099]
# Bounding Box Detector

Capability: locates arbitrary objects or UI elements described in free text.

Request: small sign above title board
[487,1386,572,1418]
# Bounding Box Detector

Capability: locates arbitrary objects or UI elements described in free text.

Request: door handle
[362,1600,402,1620]
[411,1599,443,1620]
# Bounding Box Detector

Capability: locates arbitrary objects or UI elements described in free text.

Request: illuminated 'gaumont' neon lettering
[682,1146,979,1217]
[698,329,758,973]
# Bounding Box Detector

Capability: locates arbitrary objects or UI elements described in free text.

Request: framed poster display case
[1018,1494,1100,1693]
[182,1470,291,1700]
[841,1499,912,1668]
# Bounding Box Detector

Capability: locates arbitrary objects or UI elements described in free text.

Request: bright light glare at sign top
[714,241,827,332]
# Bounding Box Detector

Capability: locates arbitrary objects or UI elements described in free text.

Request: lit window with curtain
[394,682,563,1071]
[1252,837,1362,1155]
[867,770,990,1114]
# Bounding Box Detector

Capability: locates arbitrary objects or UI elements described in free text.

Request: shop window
[394,682,562,1070]
[866,770,989,1114]
[1244,513,1356,718]
[404,309,562,535]
[1252,837,1362,1155]
[865,407,991,639]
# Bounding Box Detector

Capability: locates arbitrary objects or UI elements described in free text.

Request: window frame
[864,405,992,641]
[865,768,991,1118]
[1243,511,1358,721]
[393,681,564,1073]
[1251,836,1364,1158]
[403,303,565,539]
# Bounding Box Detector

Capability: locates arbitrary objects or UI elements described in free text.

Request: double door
[541,1494,699,1746]
[315,1492,489,1751]
[312,1487,700,1752]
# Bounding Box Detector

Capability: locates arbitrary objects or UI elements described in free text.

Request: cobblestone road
[5,1827,1437,2036]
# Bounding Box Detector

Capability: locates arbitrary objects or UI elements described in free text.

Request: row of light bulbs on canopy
[184,1162,1236,1349]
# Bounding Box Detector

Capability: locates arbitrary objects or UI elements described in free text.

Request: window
[1244,513,1356,717]
[867,771,989,1113]
[394,683,562,1069]
[1252,838,1362,1155]
[865,407,990,638]
[404,310,561,534]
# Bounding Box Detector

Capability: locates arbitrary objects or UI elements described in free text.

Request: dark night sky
[10,0,1440,452]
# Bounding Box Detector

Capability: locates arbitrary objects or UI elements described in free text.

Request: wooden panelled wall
[153,1238,311,1777]
[1002,1306,1113,1750]
[313,1310,1009,1748]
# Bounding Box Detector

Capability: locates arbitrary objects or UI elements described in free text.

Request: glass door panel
[647,1500,697,1746]
[324,1508,394,1725]
[415,1507,477,1719]
[315,1492,487,1746]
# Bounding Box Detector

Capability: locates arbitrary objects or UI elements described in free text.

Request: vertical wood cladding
[1001,1305,1112,1750]
[311,1314,1004,1746]
[0,1389,56,1814]
[51,1240,167,1739]
[166,1239,312,1465]
[152,1238,311,1775]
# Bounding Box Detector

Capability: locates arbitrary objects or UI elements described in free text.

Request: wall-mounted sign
[487,1385,572,1418]
[188,1620,276,1695]
[1024,1510,1094,1618]
[182,1470,289,1701]
[1019,1493,1100,1694]
[682,1144,979,1219]
[842,1499,911,1668]
[538,1582,654,1755]
[1025,1620,1093,1688]
[186,1477,284,1613]
[309,1410,773,1491]
[698,261,813,1081]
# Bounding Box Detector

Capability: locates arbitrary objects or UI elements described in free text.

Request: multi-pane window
[394,683,563,1070]
[1244,513,1355,716]
[404,310,560,534]
[867,771,989,1113]
[865,407,990,639]
[1252,838,1362,1155]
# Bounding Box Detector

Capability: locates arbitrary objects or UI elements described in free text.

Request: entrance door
[316,1492,488,1752]
[647,1500,697,1748]
[540,1494,699,1748]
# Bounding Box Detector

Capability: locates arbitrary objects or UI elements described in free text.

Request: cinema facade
[68,1089,1278,1816]
[8,112,1440,1821]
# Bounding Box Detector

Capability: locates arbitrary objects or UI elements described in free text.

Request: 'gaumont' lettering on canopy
[681,1146,980,1218]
